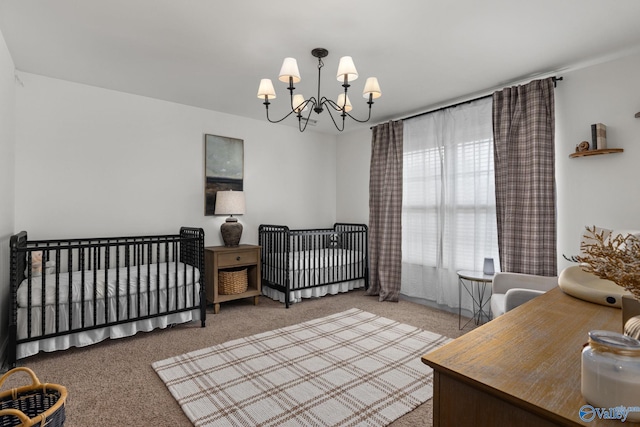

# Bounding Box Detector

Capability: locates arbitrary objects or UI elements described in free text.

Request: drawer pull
[236,256,241,261]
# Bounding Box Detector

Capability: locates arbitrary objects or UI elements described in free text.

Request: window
[401,98,499,309]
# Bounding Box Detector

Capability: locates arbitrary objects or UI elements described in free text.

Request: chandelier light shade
[257,47,381,132]
[335,93,352,112]
[363,77,382,99]
[336,56,358,82]
[257,79,276,100]
[279,58,301,83]
[292,94,307,113]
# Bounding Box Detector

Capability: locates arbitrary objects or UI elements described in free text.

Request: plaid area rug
[152,308,451,427]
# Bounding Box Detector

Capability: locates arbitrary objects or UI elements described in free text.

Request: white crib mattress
[15,261,202,360]
[17,261,200,307]
[265,249,365,271]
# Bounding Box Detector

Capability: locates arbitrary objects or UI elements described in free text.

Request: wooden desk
[422,287,640,426]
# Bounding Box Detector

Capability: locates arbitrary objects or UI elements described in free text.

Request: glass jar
[581,330,640,422]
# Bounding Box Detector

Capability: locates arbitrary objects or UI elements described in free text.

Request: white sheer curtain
[401,97,499,311]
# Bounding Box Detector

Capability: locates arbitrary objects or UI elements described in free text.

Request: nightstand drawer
[218,251,258,267]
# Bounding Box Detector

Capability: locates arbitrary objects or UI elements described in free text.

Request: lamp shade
[363,77,382,99]
[214,191,246,216]
[335,93,353,112]
[292,94,307,113]
[336,56,358,82]
[257,79,276,99]
[278,57,301,83]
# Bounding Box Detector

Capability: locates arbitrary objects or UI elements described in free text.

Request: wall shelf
[569,148,624,158]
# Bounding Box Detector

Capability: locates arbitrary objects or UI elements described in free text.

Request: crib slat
[40,252,46,338]
[116,243,121,322]
[165,242,170,313]
[126,244,131,320]
[105,245,110,323]
[93,245,98,327]
[138,242,142,316]
[156,242,161,315]
[68,244,73,333]
[80,247,86,329]
[54,249,61,333]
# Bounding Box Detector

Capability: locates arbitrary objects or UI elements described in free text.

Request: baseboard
[399,293,473,318]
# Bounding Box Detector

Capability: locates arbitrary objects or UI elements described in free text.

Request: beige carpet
[6,289,476,426]
[153,308,451,426]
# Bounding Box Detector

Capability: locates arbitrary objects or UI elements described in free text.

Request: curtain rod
[378,76,563,126]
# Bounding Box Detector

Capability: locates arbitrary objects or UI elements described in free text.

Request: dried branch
[575,226,640,301]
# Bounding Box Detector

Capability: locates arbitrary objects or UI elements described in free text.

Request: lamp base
[220,217,243,247]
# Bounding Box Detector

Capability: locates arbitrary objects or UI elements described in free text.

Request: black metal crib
[8,227,205,367]
[258,223,368,308]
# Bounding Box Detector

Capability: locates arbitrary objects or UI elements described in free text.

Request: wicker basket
[0,367,67,427]
[219,268,248,295]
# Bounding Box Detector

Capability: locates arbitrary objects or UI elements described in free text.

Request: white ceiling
[2,1,640,134]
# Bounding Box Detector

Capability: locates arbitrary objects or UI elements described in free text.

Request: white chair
[491,272,558,319]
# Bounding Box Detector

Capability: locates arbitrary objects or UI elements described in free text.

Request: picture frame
[204,134,244,216]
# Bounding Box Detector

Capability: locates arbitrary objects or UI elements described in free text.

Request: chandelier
[256,48,381,132]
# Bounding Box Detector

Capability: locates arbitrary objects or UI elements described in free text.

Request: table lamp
[214,190,246,247]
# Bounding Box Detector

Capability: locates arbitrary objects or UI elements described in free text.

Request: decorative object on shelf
[214,190,246,247]
[590,123,607,150]
[575,140,590,152]
[257,48,381,132]
[581,330,640,421]
[204,134,243,216]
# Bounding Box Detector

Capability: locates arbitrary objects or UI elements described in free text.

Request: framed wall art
[204,134,244,215]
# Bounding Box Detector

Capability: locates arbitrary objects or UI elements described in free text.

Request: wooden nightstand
[204,245,261,314]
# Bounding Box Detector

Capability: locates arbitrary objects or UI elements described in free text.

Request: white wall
[334,52,640,274]
[336,127,370,224]
[14,73,338,246]
[0,28,16,364]
[556,52,640,270]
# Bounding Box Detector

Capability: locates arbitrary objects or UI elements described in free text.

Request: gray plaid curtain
[368,120,403,301]
[492,77,557,276]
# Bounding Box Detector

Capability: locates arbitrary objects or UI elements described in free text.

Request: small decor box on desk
[204,245,261,314]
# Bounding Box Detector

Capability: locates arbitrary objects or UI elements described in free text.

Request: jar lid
[589,330,640,350]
